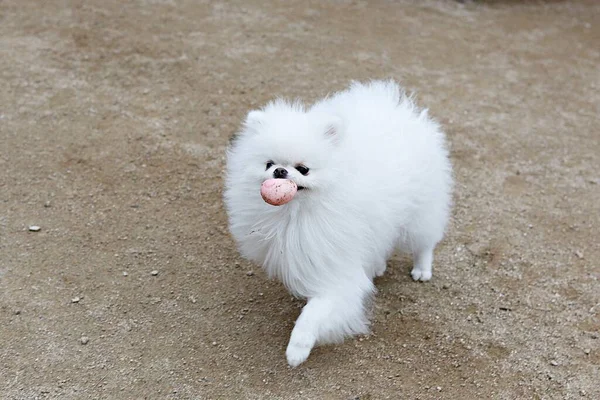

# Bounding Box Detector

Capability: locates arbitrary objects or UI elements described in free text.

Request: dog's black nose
[273,167,288,179]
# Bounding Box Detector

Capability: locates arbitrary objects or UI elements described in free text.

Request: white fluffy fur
[224,80,452,367]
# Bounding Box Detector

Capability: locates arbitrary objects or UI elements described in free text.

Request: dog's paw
[286,331,315,367]
[286,343,311,367]
[411,267,432,282]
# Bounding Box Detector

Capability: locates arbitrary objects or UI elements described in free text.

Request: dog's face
[230,101,343,199]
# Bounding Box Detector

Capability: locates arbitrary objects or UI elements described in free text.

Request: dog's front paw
[286,343,311,367]
[286,331,316,367]
[411,266,432,282]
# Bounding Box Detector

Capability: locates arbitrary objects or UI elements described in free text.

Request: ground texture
[1,0,599,399]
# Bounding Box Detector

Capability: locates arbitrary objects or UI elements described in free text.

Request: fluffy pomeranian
[224,80,452,367]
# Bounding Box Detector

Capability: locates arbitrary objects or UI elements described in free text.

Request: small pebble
[212,341,217,346]
[246,271,254,276]
[575,250,584,259]
[44,201,51,208]
[28,225,41,232]
[549,360,559,366]
[122,271,128,276]
[14,310,21,315]
[580,389,587,396]
[80,336,89,345]
[71,297,80,303]
[151,270,159,276]
[436,386,442,391]
[583,348,591,355]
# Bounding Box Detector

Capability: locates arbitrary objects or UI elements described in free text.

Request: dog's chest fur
[239,204,359,297]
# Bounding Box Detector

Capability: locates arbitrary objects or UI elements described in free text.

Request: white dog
[224,80,452,367]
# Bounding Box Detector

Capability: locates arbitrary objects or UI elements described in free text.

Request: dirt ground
[1,0,599,399]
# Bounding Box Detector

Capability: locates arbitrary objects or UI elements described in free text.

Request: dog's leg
[286,274,373,367]
[411,246,434,281]
[285,297,327,367]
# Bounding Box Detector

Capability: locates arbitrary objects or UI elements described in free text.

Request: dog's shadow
[375,252,414,288]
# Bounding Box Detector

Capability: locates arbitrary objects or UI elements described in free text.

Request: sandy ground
[1,0,599,399]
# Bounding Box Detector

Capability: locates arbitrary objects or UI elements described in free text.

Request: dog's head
[228,100,344,201]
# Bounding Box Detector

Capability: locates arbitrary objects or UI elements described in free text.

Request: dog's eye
[295,165,309,176]
[265,161,274,170]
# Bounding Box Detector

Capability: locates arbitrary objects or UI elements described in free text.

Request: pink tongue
[260,179,298,206]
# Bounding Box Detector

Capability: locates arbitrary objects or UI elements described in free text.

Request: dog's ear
[323,115,344,143]
[245,110,265,127]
